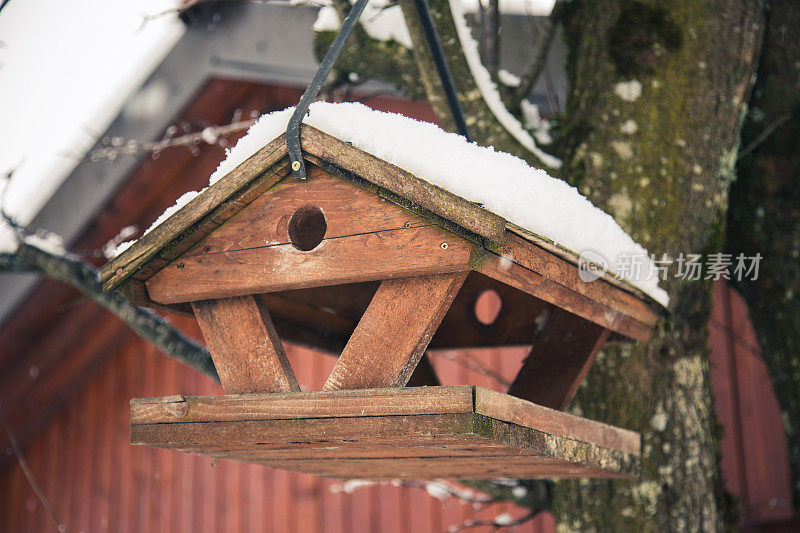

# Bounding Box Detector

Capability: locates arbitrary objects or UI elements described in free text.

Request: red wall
[0,313,555,532]
[709,281,797,531]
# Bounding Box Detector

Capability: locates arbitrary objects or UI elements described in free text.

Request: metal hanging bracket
[287,0,472,180]
[287,0,370,180]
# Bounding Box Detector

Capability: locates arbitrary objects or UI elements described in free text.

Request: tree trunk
[726,0,800,512]
[551,0,764,529]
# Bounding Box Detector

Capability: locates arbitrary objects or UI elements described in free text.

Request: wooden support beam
[192,295,300,394]
[323,272,467,390]
[506,308,610,410]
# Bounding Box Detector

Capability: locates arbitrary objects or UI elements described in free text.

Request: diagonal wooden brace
[506,308,609,410]
[323,272,468,390]
[192,295,300,394]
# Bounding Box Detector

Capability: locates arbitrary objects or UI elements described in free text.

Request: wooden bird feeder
[102,125,662,480]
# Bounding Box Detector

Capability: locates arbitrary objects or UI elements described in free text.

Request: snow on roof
[0,0,184,252]
[130,102,668,305]
[312,0,560,169]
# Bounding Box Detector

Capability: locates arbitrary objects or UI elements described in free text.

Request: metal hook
[286,0,472,180]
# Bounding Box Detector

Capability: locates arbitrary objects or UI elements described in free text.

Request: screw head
[291,160,301,172]
[440,242,449,250]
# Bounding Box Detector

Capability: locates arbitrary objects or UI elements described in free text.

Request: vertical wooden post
[506,308,610,410]
[323,272,467,390]
[192,295,300,394]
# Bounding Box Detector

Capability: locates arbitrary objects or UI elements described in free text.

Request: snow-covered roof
[121,102,668,305]
[0,0,184,252]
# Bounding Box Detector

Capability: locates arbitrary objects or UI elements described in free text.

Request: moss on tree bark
[311,0,775,528]
[552,1,764,529]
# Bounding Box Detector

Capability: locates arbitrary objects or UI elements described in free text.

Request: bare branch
[139,0,327,29]
[0,406,68,532]
[737,111,792,160]
[447,511,535,532]
[88,118,258,162]
[508,2,560,111]
[429,350,510,387]
[484,0,500,84]
[0,242,218,380]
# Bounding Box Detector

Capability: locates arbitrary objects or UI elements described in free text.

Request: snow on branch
[0,170,217,380]
[448,0,562,169]
[87,117,258,162]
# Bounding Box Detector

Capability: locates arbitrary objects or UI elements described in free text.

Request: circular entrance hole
[288,205,327,251]
[474,289,502,325]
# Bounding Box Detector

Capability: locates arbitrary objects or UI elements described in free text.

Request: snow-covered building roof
[107,102,668,309]
[0,0,184,252]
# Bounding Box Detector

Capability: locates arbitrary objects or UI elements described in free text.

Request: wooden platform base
[131,386,640,480]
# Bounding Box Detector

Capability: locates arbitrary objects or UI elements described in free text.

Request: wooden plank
[263,456,632,480]
[323,272,468,390]
[180,164,429,258]
[300,126,507,244]
[101,134,289,290]
[506,308,610,410]
[132,413,477,447]
[132,419,635,478]
[478,250,654,342]
[191,295,299,394]
[130,386,474,424]
[474,387,640,455]
[197,443,520,460]
[130,387,640,479]
[147,225,474,304]
[500,231,660,327]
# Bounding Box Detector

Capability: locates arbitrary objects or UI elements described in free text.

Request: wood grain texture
[101,134,289,290]
[474,387,640,455]
[147,225,473,304]
[131,386,474,424]
[300,126,507,244]
[430,271,553,349]
[323,272,468,390]
[130,386,640,479]
[478,249,654,342]
[192,295,299,394]
[506,309,610,410]
[500,231,659,326]
[181,164,429,257]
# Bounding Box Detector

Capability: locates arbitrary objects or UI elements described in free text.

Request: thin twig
[429,351,511,387]
[138,0,327,29]
[541,67,560,114]
[87,118,258,162]
[509,1,560,110]
[0,407,67,532]
[485,0,501,84]
[0,184,217,380]
[737,112,792,160]
[448,511,536,532]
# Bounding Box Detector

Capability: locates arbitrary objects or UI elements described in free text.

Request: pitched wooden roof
[101,125,663,341]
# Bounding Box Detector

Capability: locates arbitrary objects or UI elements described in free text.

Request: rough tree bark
[726,0,800,511]
[551,1,764,529]
[368,0,765,529]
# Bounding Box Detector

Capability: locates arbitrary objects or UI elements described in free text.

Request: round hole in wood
[474,289,502,325]
[288,205,327,251]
